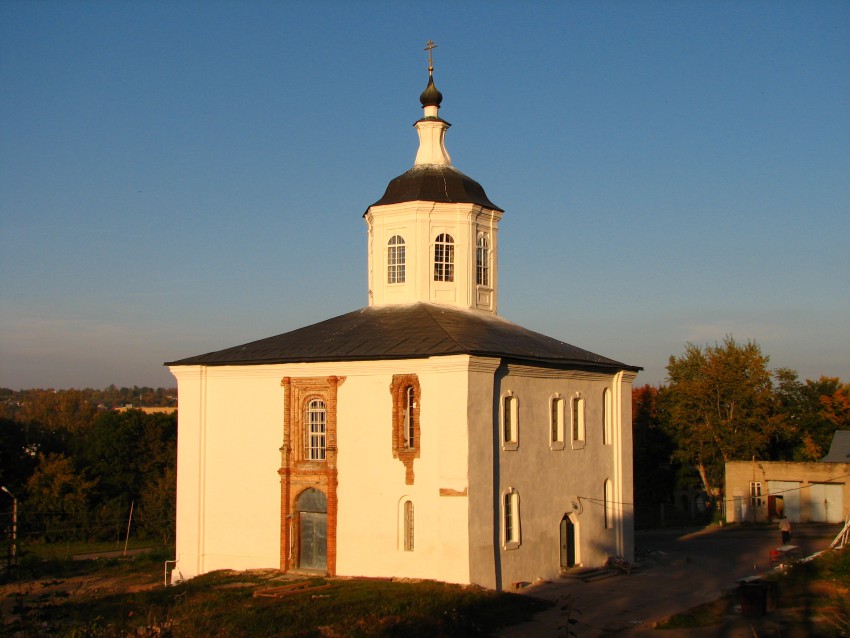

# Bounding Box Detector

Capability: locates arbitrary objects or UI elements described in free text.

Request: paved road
[497,523,842,638]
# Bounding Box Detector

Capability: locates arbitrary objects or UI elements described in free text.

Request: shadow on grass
[4,565,551,638]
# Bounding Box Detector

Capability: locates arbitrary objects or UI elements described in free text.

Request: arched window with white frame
[602,388,613,445]
[433,233,454,282]
[387,235,406,284]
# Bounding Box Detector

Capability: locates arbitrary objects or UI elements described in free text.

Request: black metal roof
[166,303,640,373]
[367,165,503,213]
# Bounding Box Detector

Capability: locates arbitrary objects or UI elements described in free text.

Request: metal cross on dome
[424,40,437,75]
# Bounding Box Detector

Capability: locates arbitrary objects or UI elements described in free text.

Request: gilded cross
[424,40,437,75]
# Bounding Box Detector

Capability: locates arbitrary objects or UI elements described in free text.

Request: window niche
[502,392,518,450]
[550,394,566,450]
[402,500,414,551]
[604,479,613,529]
[391,374,421,484]
[602,388,613,445]
[571,394,586,449]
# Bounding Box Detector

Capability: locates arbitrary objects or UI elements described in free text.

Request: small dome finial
[419,40,443,107]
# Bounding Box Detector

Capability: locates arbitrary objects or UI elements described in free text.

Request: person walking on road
[779,516,792,545]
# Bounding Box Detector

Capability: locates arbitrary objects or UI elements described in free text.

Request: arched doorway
[297,488,327,571]
[560,514,577,570]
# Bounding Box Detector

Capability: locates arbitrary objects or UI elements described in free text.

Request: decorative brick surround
[390,374,421,485]
[279,376,343,574]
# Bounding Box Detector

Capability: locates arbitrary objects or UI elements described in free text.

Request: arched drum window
[434,233,454,282]
[388,235,406,284]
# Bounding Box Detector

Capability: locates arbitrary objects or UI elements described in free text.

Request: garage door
[768,481,802,522]
[809,483,844,523]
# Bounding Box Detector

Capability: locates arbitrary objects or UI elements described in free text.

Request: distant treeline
[0,387,177,549]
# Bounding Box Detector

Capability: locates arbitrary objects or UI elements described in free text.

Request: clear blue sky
[1,1,848,390]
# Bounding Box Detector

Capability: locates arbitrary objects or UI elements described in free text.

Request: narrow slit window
[503,394,518,446]
[404,386,415,449]
[503,489,520,547]
[403,500,414,551]
[602,388,612,445]
[572,396,585,444]
[551,396,565,445]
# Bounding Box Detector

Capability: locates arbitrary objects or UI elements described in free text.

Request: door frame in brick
[279,376,342,574]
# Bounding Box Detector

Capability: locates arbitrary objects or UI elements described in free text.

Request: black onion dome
[419,76,443,107]
[367,165,503,213]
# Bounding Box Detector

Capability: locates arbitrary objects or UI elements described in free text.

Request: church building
[167,48,640,590]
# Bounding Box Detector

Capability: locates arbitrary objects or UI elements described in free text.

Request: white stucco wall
[170,356,475,584]
[170,365,287,581]
[333,356,472,584]
[171,356,636,588]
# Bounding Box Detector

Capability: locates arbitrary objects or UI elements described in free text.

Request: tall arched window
[602,388,612,445]
[503,488,521,548]
[306,399,327,460]
[476,234,489,286]
[550,395,565,447]
[604,479,613,529]
[403,500,414,551]
[502,393,518,449]
[433,233,454,282]
[404,386,415,449]
[388,235,406,284]
[571,395,585,445]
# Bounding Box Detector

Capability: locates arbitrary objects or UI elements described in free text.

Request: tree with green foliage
[773,371,850,460]
[76,409,177,541]
[661,336,787,498]
[25,453,97,541]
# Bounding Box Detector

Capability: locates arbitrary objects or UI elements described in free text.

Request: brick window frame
[390,374,421,485]
[279,376,343,575]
